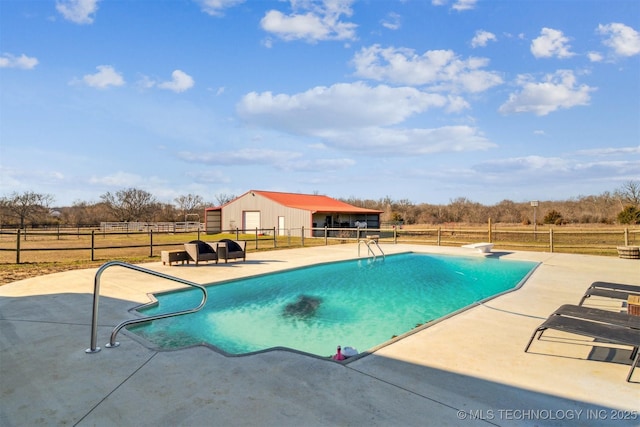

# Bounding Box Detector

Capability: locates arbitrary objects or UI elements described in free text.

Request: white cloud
[530,28,575,58]
[317,125,495,155]
[77,65,125,89]
[238,82,448,132]
[445,95,470,113]
[179,148,302,166]
[196,0,245,16]
[0,53,38,69]
[576,146,640,156]
[432,0,477,11]
[56,0,100,24]
[90,171,143,186]
[185,169,231,184]
[452,0,477,11]
[476,155,570,173]
[498,70,594,116]
[471,30,497,48]
[180,148,355,173]
[597,23,640,57]
[237,82,494,155]
[260,0,357,43]
[136,75,156,89]
[587,51,604,62]
[158,70,195,93]
[352,45,503,93]
[473,155,640,187]
[381,12,401,30]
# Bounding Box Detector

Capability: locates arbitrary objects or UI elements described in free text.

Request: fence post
[488,218,492,243]
[302,226,305,247]
[324,226,328,245]
[149,229,154,257]
[625,228,629,246]
[255,228,259,250]
[273,227,277,248]
[549,229,554,253]
[394,226,397,244]
[91,230,95,261]
[16,229,21,264]
[437,227,441,246]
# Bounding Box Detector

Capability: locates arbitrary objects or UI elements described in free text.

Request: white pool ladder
[358,236,385,261]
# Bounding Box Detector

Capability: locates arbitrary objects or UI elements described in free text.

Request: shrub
[543,210,563,224]
[617,205,640,224]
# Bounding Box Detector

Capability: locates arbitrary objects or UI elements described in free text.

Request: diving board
[462,242,494,254]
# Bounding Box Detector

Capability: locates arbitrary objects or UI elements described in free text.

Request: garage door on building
[243,211,261,233]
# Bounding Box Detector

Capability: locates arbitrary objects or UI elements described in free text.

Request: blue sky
[1,0,639,207]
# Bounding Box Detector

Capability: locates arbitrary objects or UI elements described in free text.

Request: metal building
[205,190,383,237]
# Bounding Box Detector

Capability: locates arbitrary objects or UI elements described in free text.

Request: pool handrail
[85,260,208,354]
[358,238,385,261]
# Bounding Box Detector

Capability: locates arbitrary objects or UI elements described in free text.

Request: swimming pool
[129,252,537,358]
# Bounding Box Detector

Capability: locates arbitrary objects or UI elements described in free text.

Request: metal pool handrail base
[357,239,385,261]
[85,260,208,354]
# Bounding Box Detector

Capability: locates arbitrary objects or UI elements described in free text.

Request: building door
[205,209,221,234]
[243,211,260,233]
[278,216,285,236]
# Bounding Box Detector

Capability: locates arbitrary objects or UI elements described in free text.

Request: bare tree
[490,200,521,223]
[615,180,640,208]
[0,191,54,228]
[448,197,472,222]
[60,200,94,226]
[174,194,204,219]
[100,188,157,222]
[392,199,414,224]
[214,193,236,206]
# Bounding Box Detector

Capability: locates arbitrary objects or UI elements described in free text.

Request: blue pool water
[130,252,537,357]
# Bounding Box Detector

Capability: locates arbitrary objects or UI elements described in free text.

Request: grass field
[0,224,637,285]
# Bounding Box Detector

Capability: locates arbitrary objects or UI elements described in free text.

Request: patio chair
[587,281,640,294]
[184,240,220,265]
[525,307,640,382]
[551,304,640,329]
[579,288,638,306]
[217,239,246,263]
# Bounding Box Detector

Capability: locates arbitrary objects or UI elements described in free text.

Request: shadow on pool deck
[1,244,639,426]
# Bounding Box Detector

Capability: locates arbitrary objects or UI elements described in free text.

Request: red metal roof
[251,190,383,214]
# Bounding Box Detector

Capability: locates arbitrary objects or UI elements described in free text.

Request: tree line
[1,182,639,228]
[0,189,236,228]
[343,181,639,226]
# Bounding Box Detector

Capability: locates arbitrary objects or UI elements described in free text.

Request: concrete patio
[1,244,639,426]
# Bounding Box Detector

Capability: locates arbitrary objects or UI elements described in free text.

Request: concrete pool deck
[1,244,639,426]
